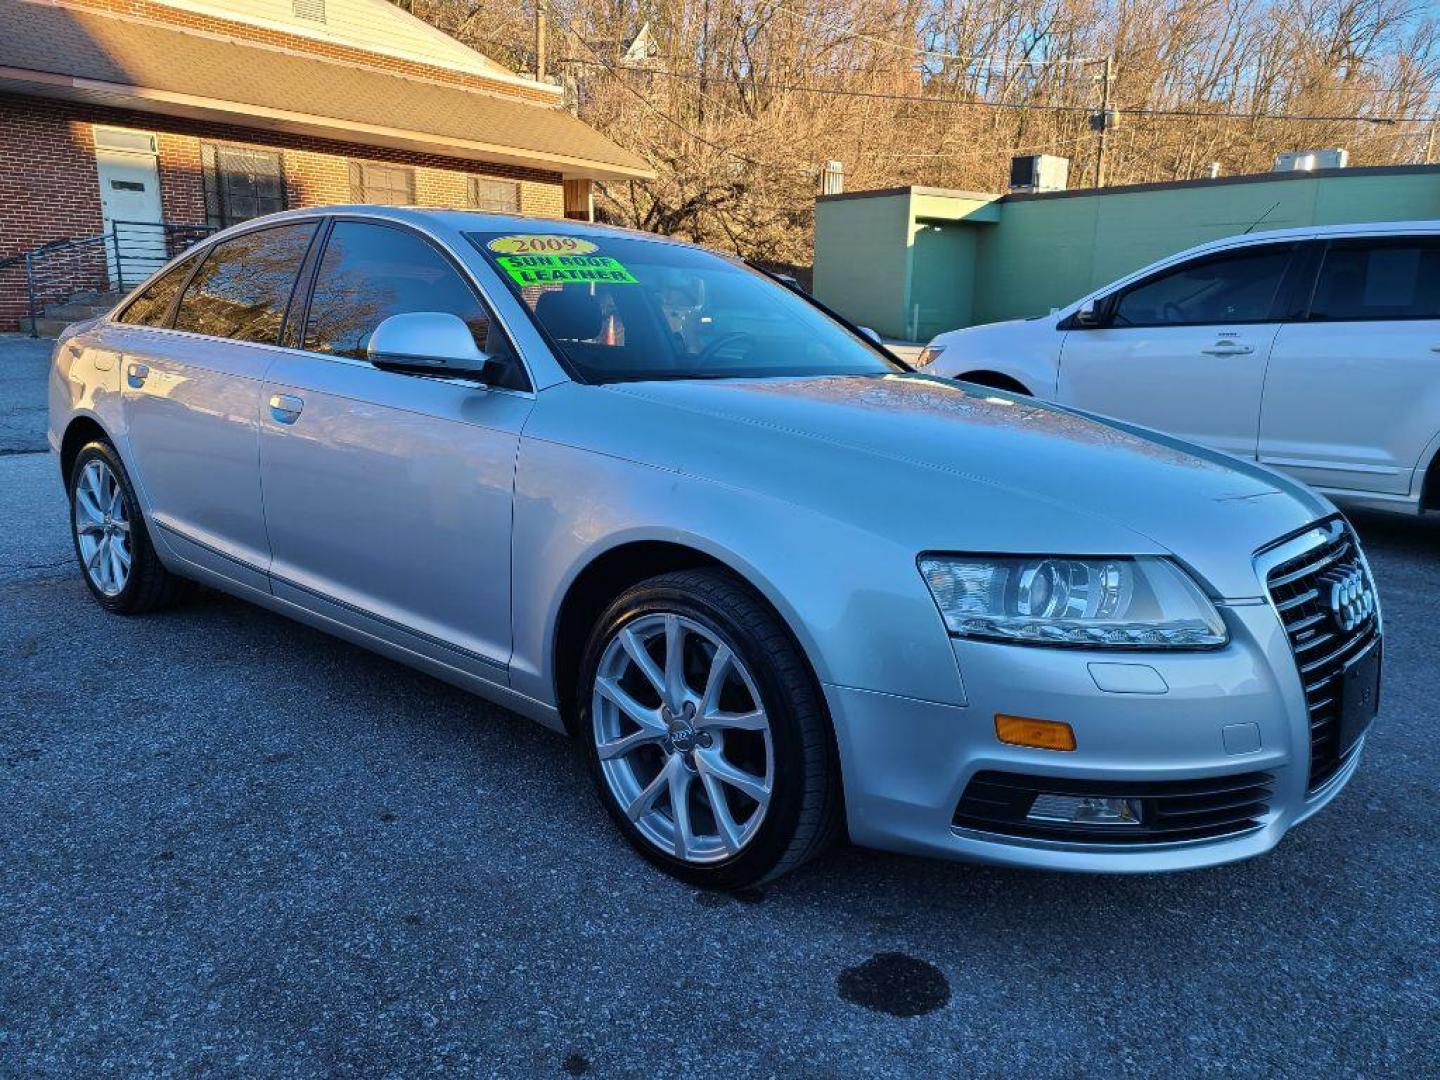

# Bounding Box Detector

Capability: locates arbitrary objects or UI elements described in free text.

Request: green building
[812,164,1440,342]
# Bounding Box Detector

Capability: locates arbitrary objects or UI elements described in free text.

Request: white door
[1260,236,1440,498]
[1056,242,1300,459]
[94,128,163,289]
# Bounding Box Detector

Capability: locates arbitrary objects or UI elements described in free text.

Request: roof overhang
[0,68,654,183]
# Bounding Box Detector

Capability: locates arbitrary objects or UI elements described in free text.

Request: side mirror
[366,311,489,378]
[857,326,883,345]
[1072,301,1104,329]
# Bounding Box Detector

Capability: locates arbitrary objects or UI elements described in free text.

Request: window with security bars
[202,145,288,228]
[468,177,521,213]
[349,162,416,206]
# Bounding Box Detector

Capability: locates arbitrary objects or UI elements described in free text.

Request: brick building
[0,0,652,328]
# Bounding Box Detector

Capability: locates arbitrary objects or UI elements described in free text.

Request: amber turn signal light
[995,714,1076,752]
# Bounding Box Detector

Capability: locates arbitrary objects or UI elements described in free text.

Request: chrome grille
[1263,519,1379,791]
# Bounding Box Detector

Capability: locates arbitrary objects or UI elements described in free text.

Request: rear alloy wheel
[73,457,133,598]
[68,440,182,614]
[579,570,841,888]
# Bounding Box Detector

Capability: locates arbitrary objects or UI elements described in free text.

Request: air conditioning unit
[1009,154,1070,193]
[1274,148,1349,172]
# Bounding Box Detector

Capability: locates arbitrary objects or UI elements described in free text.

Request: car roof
[1207,219,1440,245]
[242,204,699,249]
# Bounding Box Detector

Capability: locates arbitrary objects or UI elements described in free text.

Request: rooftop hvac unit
[1274,148,1349,172]
[1009,154,1070,193]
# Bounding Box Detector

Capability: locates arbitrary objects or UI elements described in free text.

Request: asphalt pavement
[1,334,1436,1077]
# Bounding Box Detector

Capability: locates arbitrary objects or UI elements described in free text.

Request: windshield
[467,231,902,383]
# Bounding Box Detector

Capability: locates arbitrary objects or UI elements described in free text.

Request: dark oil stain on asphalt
[837,953,951,1018]
[561,1051,591,1075]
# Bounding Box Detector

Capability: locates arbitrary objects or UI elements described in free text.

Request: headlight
[915,344,945,367]
[918,555,1227,649]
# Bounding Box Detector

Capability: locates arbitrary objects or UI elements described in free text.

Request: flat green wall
[814,168,1440,339]
[975,169,1440,324]
[812,193,914,339]
[813,187,999,339]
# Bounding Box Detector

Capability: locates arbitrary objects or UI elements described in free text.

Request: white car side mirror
[1073,301,1104,329]
[367,311,490,378]
[857,326,882,345]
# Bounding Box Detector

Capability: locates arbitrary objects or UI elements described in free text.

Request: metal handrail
[8,219,216,336]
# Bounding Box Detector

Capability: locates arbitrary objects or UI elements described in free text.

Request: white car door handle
[268,393,304,425]
[125,361,149,388]
[1201,343,1254,356]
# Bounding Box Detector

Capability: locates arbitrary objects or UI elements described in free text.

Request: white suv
[918,221,1440,515]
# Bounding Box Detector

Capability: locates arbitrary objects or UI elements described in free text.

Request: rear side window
[1309,238,1440,322]
[116,253,199,327]
[1112,245,1294,327]
[172,222,318,344]
[302,220,526,389]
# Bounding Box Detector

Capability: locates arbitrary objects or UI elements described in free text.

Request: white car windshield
[468,231,902,383]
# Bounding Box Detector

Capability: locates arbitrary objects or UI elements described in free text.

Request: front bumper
[824,602,1367,872]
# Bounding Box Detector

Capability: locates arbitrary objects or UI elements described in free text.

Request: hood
[944,317,1032,339]
[586,374,1331,599]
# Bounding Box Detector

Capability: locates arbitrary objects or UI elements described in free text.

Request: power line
[769,4,1103,68]
[560,58,1435,125]
[547,7,819,182]
[767,4,1440,102]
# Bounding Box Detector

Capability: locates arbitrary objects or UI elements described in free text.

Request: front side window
[349,162,415,206]
[172,223,318,343]
[467,231,902,383]
[1112,246,1294,327]
[202,145,287,228]
[116,251,200,326]
[1309,238,1440,321]
[302,220,525,389]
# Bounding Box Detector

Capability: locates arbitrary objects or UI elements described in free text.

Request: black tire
[578,568,842,889]
[68,440,183,615]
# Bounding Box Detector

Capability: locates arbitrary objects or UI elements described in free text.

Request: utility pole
[1094,54,1115,188]
[535,0,547,82]
[1424,118,1437,165]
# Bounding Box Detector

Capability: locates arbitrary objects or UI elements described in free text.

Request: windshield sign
[468,231,900,384]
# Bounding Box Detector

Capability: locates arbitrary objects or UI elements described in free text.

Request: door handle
[125,361,149,388]
[1201,343,1254,356]
[268,393,304,425]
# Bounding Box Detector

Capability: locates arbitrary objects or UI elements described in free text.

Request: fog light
[1027,794,1143,827]
[995,714,1076,751]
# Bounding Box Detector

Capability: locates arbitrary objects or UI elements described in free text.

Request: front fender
[507,435,965,712]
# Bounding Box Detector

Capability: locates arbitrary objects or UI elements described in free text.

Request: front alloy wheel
[593,612,774,863]
[580,569,841,888]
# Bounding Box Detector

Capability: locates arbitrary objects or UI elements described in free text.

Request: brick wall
[0,98,106,328]
[0,94,567,328]
[58,0,559,103]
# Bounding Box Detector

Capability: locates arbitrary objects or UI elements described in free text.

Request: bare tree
[404,0,1440,265]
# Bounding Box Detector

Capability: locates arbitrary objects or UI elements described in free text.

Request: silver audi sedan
[48,207,1382,888]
